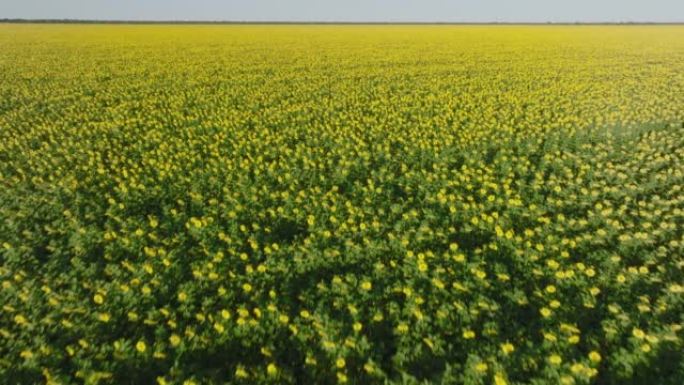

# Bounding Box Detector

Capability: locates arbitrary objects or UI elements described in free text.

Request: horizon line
[2,18,684,25]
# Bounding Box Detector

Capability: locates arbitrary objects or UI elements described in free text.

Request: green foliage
[1,25,683,385]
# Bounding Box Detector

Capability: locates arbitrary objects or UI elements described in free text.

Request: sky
[1,0,683,23]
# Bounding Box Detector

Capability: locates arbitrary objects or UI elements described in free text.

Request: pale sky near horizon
[1,0,683,23]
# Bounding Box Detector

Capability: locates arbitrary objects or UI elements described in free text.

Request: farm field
[1,24,684,384]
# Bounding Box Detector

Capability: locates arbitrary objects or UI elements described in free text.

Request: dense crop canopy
[1,25,683,385]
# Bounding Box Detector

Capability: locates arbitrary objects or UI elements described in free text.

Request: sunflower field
[0,24,683,385]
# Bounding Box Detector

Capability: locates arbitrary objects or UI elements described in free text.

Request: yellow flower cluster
[0,24,683,385]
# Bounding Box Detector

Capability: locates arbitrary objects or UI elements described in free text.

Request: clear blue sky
[1,0,683,22]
